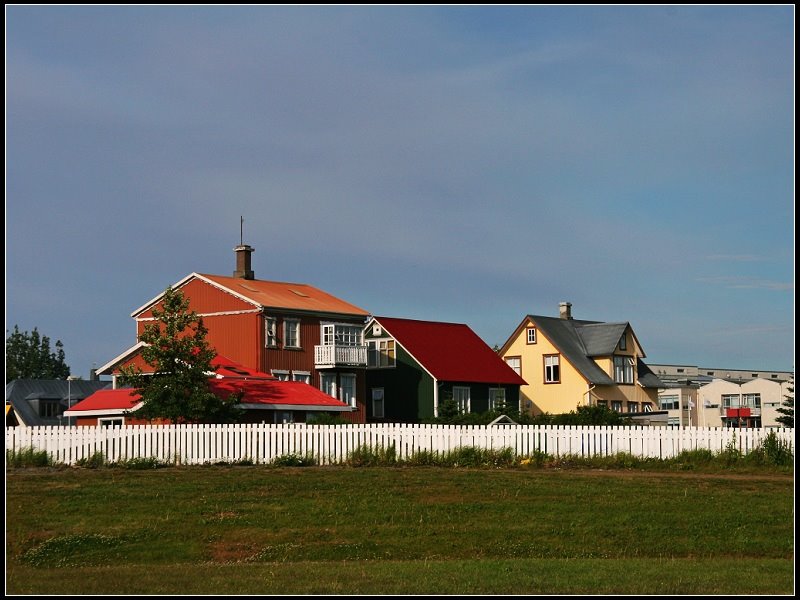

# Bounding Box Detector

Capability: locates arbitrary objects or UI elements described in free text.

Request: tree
[5,325,71,382]
[119,286,242,424]
[775,375,794,428]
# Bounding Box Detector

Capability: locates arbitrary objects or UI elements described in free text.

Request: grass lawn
[5,465,794,594]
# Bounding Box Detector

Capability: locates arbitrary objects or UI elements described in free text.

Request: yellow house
[499,302,663,417]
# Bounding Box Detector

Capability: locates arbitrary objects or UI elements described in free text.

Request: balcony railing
[314,344,367,368]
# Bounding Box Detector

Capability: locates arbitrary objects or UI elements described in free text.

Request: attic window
[618,335,626,351]
[290,289,309,298]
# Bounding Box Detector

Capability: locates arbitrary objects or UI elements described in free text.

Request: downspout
[433,379,439,418]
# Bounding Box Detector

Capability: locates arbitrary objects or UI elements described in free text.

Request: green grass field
[5,464,795,594]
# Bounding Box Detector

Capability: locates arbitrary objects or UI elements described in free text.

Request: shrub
[272,453,317,467]
[746,431,794,467]
[118,457,167,470]
[346,444,397,467]
[76,451,106,469]
[6,447,53,468]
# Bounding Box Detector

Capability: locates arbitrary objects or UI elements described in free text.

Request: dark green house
[364,316,526,422]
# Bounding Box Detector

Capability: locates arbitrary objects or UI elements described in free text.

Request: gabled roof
[372,316,526,385]
[132,272,369,318]
[64,388,142,416]
[523,315,662,388]
[6,379,113,426]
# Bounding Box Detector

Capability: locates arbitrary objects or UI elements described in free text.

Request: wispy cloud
[695,276,793,291]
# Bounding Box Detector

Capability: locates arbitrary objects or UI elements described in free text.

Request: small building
[5,379,112,427]
[363,316,526,422]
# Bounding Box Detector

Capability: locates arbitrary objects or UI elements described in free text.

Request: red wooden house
[97,245,371,422]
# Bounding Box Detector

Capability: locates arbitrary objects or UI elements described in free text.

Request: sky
[5,5,795,379]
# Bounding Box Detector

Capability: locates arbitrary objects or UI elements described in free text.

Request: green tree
[5,325,71,382]
[119,286,242,424]
[775,375,794,428]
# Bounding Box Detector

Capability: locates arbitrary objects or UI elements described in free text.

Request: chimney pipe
[234,244,255,280]
[559,301,572,320]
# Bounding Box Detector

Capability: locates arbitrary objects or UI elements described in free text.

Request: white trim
[130,272,263,317]
[136,308,261,322]
[365,318,438,382]
[238,403,353,412]
[95,342,148,375]
[63,403,143,417]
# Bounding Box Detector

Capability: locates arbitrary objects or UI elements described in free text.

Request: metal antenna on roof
[240,216,243,246]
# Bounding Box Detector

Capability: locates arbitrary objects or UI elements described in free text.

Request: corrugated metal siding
[203,313,261,371]
[137,277,256,319]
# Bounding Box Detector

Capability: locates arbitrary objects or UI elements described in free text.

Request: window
[611,400,623,413]
[742,393,761,408]
[722,394,740,408]
[322,324,362,346]
[544,355,560,383]
[627,402,638,413]
[505,356,521,376]
[526,328,537,344]
[452,387,471,414]
[614,356,634,384]
[265,317,278,347]
[99,417,124,428]
[642,402,653,412]
[489,388,506,411]
[618,335,626,351]
[292,371,311,385]
[668,416,680,427]
[38,400,62,418]
[284,319,301,348]
[276,411,294,424]
[367,339,395,367]
[660,395,679,410]
[372,388,385,419]
[597,400,608,408]
[707,371,715,376]
[340,374,357,407]
[320,373,337,398]
[272,370,290,381]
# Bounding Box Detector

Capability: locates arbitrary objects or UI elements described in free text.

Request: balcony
[314,344,367,368]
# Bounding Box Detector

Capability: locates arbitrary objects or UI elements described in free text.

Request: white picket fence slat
[5,424,794,466]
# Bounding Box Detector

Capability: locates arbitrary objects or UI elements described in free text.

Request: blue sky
[6,6,794,378]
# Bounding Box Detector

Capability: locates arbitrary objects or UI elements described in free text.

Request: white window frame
[544,355,560,383]
[489,388,506,411]
[614,356,634,384]
[99,417,124,428]
[452,386,471,414]
[660,395,679,410]
[339,373,357,407]
[611,400,623,413]
[372,388,385,419]
[292,371,311,384]
[271,370,290,381]
[320,373,337,399]
[265,317,278,347]
[505,356,521,376]
[722,394,740,408]
[284,318,301,348]
[367,339,395,368]
[526,327,537,344]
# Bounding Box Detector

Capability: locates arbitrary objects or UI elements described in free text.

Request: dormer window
[614,356,635,384]
[618,335,627,351]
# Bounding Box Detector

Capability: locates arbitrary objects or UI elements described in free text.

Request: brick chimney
[234,244,255,280]
[559,301,572,320]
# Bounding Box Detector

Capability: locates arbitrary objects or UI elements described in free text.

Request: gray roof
[6,379,112,426]
[528,316,664,388]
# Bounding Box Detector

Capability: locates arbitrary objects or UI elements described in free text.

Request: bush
[346,444,397,467]
[6,447,54,468]
[746,431,794,467]
[76,451,106,469]
[272,453,317,467]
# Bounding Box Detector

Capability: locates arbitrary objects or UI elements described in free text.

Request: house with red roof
[97,244,371,421]
[66,354,353,426]
[363,316,526,422]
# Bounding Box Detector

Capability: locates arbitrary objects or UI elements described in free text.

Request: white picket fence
[5,423,794,466]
